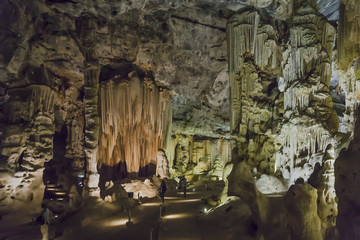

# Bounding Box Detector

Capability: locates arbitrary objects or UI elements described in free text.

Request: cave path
[158,191,205,240]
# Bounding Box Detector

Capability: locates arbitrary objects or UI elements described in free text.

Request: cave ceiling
[0,0,341,140]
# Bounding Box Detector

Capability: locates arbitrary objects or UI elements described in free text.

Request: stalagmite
[156,150,170,179]
[284,183,323,240]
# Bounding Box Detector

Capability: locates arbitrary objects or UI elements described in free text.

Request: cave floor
[0,188,219,240]
[57,190,210,240]
[158,191,205,240]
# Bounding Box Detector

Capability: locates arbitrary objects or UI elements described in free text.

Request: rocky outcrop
[284,183,323,240]
[228,161,288,240]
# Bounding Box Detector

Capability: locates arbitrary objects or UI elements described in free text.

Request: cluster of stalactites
[6,85,57,123]
[275,121,335,181]
[227,10,280,131]
[167,135,231,176]
[98,73,172,173]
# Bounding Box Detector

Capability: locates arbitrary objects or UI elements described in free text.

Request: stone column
[77,16,100,197]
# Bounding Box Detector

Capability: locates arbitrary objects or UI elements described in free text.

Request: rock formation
[0,0,232,207]
[284,183,323,240]
[77,15,101,197]
[276,0,338,184]
[334,1,360,239]
[227,8,282,175]
[226,0,350,239]
[167,134,231,178]
[156,149,170,179]
[97,63,172,176]
[0,0,360,239]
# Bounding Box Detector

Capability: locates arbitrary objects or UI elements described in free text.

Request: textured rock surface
[227,1,347,238]
[228,0,339,186]
[98,64,171,175]
[276,0,338,183]
[284,183,323,240]
[0,0,234,204]
[157,149,170,179]
[78,16,101,197]
[334,1,360,239]
[227,9,282,174]
[256,174,287,194]
[0,1,359,239]
[167,134,231,178]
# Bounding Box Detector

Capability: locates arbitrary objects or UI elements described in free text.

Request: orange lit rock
[97,67,172,175]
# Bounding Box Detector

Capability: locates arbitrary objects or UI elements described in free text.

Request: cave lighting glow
[164,197,179,200]
[141,203,160,207]
[166,199,201,204]
[3,176,22,190]
[163,213,192,219]
[105,218,130,227]
[184,191,197,195]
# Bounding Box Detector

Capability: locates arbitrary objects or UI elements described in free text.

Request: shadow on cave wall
[42,106,85,206]
[335,105,360,240]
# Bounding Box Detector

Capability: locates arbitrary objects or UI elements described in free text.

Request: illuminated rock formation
[227,1,342,238]
[276,0,338,184]
[0,84,57,208]
[167,134,231,178]
[157,150,170,179]
[97,64,172,176]
[227,9,282,174]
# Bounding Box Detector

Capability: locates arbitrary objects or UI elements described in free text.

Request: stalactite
[227,9,283,175]
[65,118,85,159]
[167,135,231,177]
[276,1,338,186]
[97,73,172,175]
[0,85,56,208]
[6,85,57,123]
[275,122,335,183]
[227,11,280,132]
[337,0,360,73]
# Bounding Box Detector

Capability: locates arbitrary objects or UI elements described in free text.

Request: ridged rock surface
[98,65,172,174]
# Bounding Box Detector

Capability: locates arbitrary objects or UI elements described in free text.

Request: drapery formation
[98,70,172,174]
